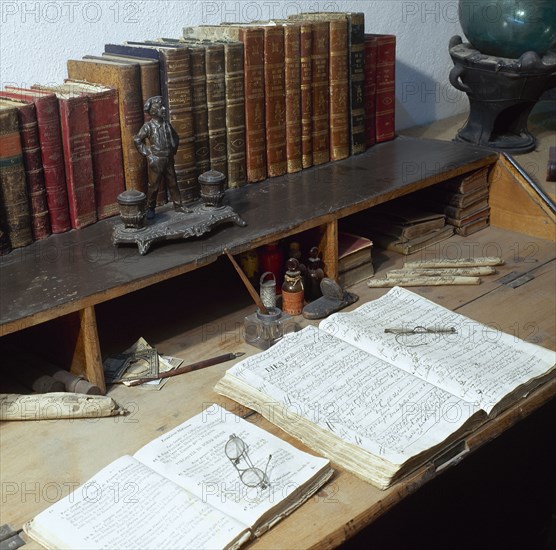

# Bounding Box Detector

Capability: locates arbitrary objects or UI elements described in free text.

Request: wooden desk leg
[69,306,106,394]
[320,220,339,280]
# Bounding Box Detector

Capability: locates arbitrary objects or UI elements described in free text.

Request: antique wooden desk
[0,134,554,548]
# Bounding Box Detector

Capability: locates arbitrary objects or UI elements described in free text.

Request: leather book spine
[58,96,97,229]
[189,45,211,176]
[223,41,247,187]
[0,107,33,248]
[138,61,161,119]
[12,102,51,239]
[311,21,330,165]
[299,22,313,169]
[283,24,303,173]
[263,26,287,177]
[205,43,228,179]
[66,60,146,194]
[328,18,350,161]
[364,35,378,149]
[347,13,366,154]
[373,34,396,143]
[3,91,71,233]
[239,27,267,182]
[84,89,125,219]
[159,47,197,203]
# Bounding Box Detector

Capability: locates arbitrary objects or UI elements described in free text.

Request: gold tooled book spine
[283,24,303,173]
[189,45,211,176]
[311,21,330,166]
[299,22,313,169]
[224,41,247,187]
[205,43,228,179]
[263,26,287,177]
[328,18,350,161]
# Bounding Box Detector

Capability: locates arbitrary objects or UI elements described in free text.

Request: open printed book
[215,287,555,490]
[24,405,333,549]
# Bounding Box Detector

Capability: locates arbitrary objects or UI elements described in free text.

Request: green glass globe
[459,0,556,58]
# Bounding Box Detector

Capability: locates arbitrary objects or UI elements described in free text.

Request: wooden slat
[69,306,106,393]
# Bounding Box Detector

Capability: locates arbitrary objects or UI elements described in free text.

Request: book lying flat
[338,231,373,271]
[350,202,446,240]
[372,225,455,255]
[215,287,555,490]
[24,405,333,550]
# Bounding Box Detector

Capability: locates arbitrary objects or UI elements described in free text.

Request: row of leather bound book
[0,11,396,255]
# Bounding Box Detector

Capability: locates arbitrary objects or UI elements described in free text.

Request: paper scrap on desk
[103,337,160,385]
[137,355,184,391]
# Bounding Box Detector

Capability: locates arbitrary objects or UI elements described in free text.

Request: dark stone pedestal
[449,36,556,154]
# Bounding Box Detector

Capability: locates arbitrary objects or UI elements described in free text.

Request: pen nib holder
[244,307,298,350]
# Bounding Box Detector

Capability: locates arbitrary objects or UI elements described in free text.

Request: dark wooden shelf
[0,136,496,332]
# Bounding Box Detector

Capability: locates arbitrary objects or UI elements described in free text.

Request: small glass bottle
[305,246,324,302]
[282,258,305,315]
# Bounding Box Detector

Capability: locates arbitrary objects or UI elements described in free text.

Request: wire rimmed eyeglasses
[225,434,272,489]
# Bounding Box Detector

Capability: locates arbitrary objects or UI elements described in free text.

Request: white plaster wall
[0,0,468,130]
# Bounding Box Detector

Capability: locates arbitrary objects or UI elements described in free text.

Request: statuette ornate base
[112,202,247,255]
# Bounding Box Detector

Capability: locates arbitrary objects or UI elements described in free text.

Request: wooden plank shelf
[0,135,512,391]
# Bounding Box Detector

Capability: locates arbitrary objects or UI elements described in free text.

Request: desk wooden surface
[1,225,554,549]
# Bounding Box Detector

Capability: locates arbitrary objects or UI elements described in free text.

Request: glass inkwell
[224,250,298,350]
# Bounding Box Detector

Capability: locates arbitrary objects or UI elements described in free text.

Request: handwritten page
[133,404,331,531]
[25,455,249,550]
[320,287,556,414]
[225,327,477,467]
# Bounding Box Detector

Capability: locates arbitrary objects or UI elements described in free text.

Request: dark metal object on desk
[448,36,556,154]
[302,278,358,320]
[199,170,226,207]
[112,170,247,254]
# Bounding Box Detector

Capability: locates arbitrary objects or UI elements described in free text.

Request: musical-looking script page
[320,287,556,414]
[226,326,478,467]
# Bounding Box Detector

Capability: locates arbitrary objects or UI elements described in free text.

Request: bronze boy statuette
[134,96,190,219]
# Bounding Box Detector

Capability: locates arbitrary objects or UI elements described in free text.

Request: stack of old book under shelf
[337,231,374,285]
[421,166,491,236]
[344,198,453,255]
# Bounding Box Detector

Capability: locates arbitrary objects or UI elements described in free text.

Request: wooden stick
[224,249,269,314]
[368,276,481,288]
[386,266,496,278]
[124,352,245,386]
[404,257,503,269]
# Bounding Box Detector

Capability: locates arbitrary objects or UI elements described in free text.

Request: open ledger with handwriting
[215,287,556,490]
[23,405,333,550]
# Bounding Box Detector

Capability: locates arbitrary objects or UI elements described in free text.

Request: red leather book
[63,81,125,219]
[261,25,287,177]
[281,21,303,173]
[2,88,71,233]
[363,35,378,149]
[31,86,97,228]
[0,97,51,239]
[367,34,396,143]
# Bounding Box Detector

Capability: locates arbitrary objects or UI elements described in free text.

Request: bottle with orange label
[281,258,305,315]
